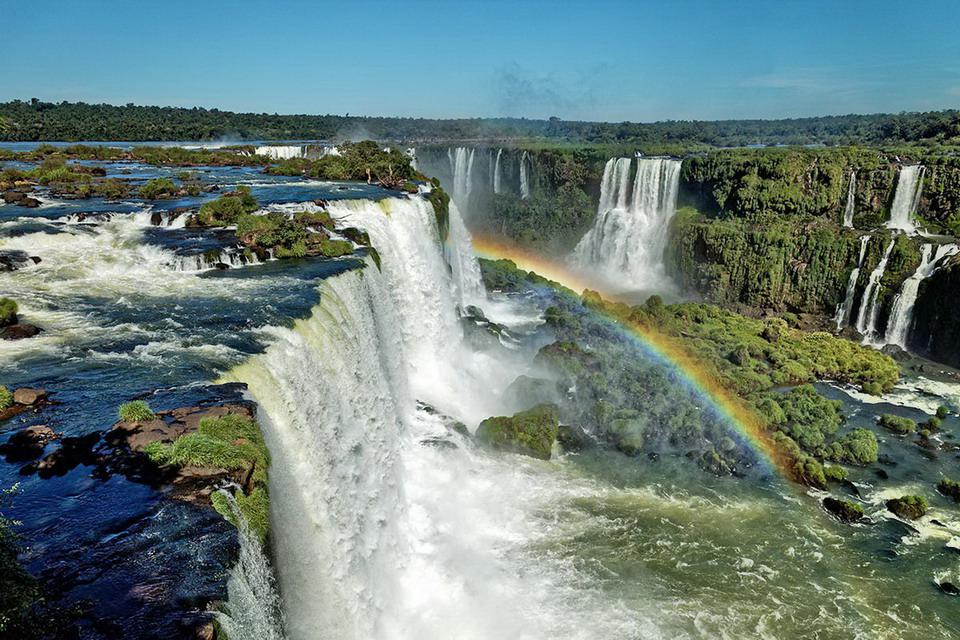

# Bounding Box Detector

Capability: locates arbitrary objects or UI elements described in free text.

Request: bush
[196,186,258,226]
[878,413,916,435]
[138,178,178,199]
[824,465,848,482]
[0,299,17,327]
[118,400,155,422]
[0,387,12,411]
[826,428,878,465]
[936,405,950,419]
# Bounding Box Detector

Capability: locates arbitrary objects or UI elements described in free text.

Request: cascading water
[493,148,503,194]
[855,238,895,340]
[255,145,307,160]
[571,157,681,292]
[843,171,856,228]
[834,235,870,329]
[888,165,925,232]
[883,243,959,349]
[448,147,476,212]
[519,151,531,199]
[225,195,647,639]
[444,200,486,308]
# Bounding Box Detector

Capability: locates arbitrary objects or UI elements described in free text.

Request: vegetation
[265,140,415,187]
[145,413,270,541]
[0,387,12,412]
[137,177,178,199]
[4,99,960,147]
[195,186,259,226]
[475,404,560,460]
[0,486,40,635]
[822,496,865,523]
[886,495,928,520]
[0,298,17,327]
[878,413,916,435]
[937,477,960,502]
[117,400,155,422]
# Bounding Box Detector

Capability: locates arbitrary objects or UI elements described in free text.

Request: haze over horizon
[4,0,959,122]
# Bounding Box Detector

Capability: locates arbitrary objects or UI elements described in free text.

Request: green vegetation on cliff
[265,140,415,187]
[475,404,560,460]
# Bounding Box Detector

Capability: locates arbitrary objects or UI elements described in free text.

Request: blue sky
[3,0,959,122]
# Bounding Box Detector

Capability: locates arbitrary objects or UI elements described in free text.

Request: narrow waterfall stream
[888,165,925,232]
[835,235,870,329]
[855,238,895,339]
[842,171,856,228]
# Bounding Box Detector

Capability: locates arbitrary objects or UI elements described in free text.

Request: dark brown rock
[1,323,42,340]
[0,425,60,461]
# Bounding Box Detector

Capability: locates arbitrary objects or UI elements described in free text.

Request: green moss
[427,180,450,240]
[0,298,17,328]
[317,238,353,258]
[118,400,155,422]
[824,465,848,482]
[878,413,916,435]
[475,404,560,460]
[886,495,928,520]
[823,496,865,523]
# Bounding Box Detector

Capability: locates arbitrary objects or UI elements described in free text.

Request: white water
[571,157,681,292]
[256,145,307,160]
[888,165,925,232]
[448,147,476,212]
[444,200,487,308]
[843,171,856,228]
[493,148,503,194]
[883,243,959,349]
[519,151,531,199]
[855,238,895,339]
[227,195,653,640]
[834,235,870,329]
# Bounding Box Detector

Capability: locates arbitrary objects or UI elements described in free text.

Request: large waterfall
[855,238,895,339]
[888,165,925,232]
[883,243,959,349]
[493,148,503,194]
[255,145,307,160]
[834,235,870,329]
[842,172,856,228]
[571,157,681,292]
[225,195,642,639]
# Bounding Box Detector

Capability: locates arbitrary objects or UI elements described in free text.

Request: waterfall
[883,243,959,349]
[842,172,856,228]
[223,195,643,639]
[493,148,503,194]
[571,157,681,291]
[834,235,870,329]
[888,165,925,232]
[255,145,307,160]
[448,147,476,212]
[519,151,531,199]
[855,238,895,339]
[445,200,486,308]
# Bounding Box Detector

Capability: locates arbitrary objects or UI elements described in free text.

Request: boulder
[557,423,591,452]
[29,432,102,478]
[822,496,865,523]
[13,387,48,406]
[475,403,559,460]
[886,495,928,520]
[0,425,60,461]
[1,323,42,340]
[938,581,959,596]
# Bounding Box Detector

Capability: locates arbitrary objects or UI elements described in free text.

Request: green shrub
[878,413,916,435]
[138,178,177,199]
[196,186,259,226]
[824,465,848,482]
[936,405,950,419]
[0,387,12,411]
[118,400,155,422]
[0,299,17,327]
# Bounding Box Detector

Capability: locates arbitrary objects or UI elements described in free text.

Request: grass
[118,400,155,422]
[145,413,270,540]
[0,387,12,412]
[0,298,17,327]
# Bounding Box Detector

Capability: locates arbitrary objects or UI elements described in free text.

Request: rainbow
[472,235,789,478]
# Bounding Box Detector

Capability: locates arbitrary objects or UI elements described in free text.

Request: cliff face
[911,256,960,367]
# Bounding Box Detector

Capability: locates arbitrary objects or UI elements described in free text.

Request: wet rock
[0,250,40,272]
[0,425,60,461]
[475,403,559,460]
[822,496,866,523]
[874,468,889,480]
[2,189,41,207]
[1,323,42,340]
[938,581,960,596]
[28,432,102,478]
[886,495,928,520]
[557,423,591,452]
[13,387,48,406]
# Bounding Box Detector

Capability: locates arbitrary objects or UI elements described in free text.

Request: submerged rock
[1,323,42,340]
[0,424,60,461]
[938,581,959,596]
[475,403,560,460]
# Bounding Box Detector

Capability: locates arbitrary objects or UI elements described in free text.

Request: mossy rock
[0,298,18,328]
[886,495,928,520]
[822,496,865,523]
[475,403,560,460]
[878,413,915,435]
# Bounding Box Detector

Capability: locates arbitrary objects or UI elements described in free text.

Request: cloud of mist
[493,63,605,119]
